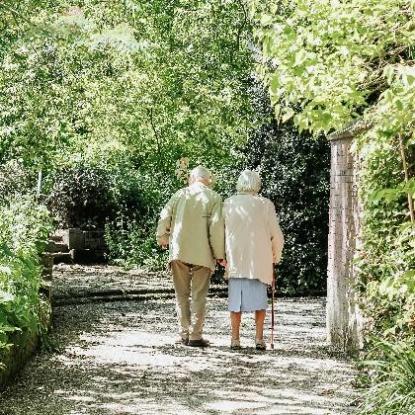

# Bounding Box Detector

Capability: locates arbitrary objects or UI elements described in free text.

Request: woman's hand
[217,259,227,267]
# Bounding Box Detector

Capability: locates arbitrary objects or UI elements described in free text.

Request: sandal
[175,336,189,346]
[230,338,241,350]
[255,338,266,351]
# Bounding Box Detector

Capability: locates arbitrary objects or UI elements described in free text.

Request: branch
[235,0,248,53]
[0,2,49,35]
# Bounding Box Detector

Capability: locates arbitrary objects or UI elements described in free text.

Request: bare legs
[255,310,266,341]
[230,309,266,345]
[230,311,241,341]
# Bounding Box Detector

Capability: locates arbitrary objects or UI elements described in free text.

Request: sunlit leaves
[251,0,414,135]
[0,196,53,355]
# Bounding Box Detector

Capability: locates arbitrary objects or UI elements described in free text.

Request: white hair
[189,165,212,183]
[236,170,261,193]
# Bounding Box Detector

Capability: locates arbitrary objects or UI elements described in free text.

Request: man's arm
[156,193,178,247]
[268,201,284,264]
[208,194,225,260]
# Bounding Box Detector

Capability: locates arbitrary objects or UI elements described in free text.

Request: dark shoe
[188,338,210,348]
[255,339,266,351]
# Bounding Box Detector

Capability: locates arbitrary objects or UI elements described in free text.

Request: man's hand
[158,235,169,249]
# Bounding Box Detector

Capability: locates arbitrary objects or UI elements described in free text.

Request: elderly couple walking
[156,166,284,350]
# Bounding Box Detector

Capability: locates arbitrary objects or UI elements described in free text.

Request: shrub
[104,170,178,269]
[0,160,32,203]
[105,218,168,270]
[356,140,415,343]
[47,159,116,229]
[358,339,415,415]
[0,196,52,367]
[241,121,330,295]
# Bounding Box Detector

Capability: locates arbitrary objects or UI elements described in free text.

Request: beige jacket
[156,182,225,271]
[223,193,284,285]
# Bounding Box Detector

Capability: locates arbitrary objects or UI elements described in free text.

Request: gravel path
[0,266,359,415]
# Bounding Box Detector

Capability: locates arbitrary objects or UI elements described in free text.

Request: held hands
[158,236,169,249]
[216,259,227,267]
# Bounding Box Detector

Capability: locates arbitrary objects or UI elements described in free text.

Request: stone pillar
[326,137,363,352]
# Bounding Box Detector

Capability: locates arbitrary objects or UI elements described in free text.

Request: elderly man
[156,166,225,347]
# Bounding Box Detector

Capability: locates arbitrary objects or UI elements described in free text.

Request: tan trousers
[170,260,211,341]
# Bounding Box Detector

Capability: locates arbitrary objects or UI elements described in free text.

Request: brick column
[326,137,363,352]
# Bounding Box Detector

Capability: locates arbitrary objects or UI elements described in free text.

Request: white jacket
[223,193,284,285]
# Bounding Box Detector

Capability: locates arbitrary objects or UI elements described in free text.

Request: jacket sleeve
[268,201,284,264]
[208,194,225,260]
[156,192,177,246]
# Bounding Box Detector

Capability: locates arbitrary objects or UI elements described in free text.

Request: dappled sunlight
[0,296,357,414]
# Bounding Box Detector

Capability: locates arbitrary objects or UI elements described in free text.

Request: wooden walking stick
[270,268,276,350]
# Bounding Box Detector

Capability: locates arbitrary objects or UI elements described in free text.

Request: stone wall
[326,137,363,352]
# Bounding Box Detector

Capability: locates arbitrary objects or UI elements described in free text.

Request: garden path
[0,266,358,415]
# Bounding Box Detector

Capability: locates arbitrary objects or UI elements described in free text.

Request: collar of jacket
[237,191,258,196]
[189,182,209,190]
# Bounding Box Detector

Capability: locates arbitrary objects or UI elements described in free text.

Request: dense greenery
[0,196,52,368]
[0,1,330,287]
[242,120,330,295]
[0,0,265,269]
[250,0,415,413]
[5,2,412,411]
[359,340,415,415]
[0,0,258,172]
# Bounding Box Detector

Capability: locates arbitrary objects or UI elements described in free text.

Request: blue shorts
[228,278,268,312]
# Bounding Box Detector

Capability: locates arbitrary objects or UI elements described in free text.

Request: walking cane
[270,268,277,350]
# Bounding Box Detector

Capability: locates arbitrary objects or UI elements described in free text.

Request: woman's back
[223,194,283,285]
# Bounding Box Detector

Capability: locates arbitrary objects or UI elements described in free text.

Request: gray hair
[236,170,261,193]
[189,165,212,183]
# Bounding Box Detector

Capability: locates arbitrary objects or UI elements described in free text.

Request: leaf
[270,74,280,93]
[282,107,295,123]
[274,104,281,119]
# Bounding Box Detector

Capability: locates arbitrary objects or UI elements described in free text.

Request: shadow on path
[0,266,358,415]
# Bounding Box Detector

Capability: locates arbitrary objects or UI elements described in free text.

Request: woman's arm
[208,194,225,260]
[268,201,284,264]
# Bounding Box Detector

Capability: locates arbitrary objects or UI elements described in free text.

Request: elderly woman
[223,170,284,350]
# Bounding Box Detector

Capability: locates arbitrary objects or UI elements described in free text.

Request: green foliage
[359,339,415,415]
[0,159,32,203]
[0,0,259,174]
[48,160,115,228]
[0,0,266,268]
[105,218,168,270]
[250,0,415,135]
[0,196,52,365]
[356,139,415,342]
[242,122,330,295]
[251,1,415,412]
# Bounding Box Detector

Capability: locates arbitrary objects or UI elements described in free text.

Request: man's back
[157,182,224,270]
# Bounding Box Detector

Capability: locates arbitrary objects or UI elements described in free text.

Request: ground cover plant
[0,196,52,373]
